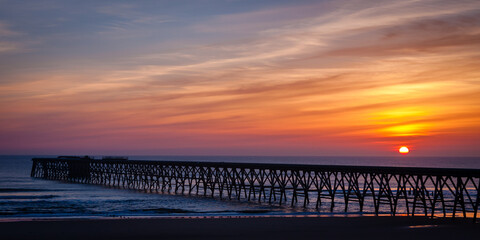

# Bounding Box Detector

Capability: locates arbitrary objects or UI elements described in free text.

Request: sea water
[1,155,479,220]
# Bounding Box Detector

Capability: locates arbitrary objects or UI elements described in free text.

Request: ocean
[1,155,479,220]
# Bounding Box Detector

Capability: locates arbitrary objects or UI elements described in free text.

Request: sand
[0,216,479,240]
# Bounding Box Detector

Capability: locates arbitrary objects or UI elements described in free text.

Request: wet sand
[0,216,478,240]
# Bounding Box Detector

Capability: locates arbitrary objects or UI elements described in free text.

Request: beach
[1,216,479,240]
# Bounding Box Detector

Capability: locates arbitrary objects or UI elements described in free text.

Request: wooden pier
[31,157,480,220]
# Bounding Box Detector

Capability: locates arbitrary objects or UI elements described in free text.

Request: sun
[399,146,409,155]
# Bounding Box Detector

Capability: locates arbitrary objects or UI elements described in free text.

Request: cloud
[0,21,24,53]
[0,41,20,53]
[0,22,21,36]
[95,3,175,36]
[324,9,480,57]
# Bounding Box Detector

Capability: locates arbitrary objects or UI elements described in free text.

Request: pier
[31,157,480,220]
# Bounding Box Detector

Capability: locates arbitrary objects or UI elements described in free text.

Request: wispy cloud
[0,21,24,53]
[95,3,175,36]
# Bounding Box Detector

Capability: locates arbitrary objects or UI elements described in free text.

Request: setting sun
[399,146,409,155]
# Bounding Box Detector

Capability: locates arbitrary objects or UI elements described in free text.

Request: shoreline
[0,212,467,223]
[1,216,478,240]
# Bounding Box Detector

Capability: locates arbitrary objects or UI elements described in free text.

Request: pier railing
[31,158,480,220]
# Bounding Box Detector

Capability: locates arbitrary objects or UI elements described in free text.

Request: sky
[0,0,479,156]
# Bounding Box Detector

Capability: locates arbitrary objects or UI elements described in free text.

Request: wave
[0,188,71,193]
[130,208,197,214]
[237,210,272,214]
[0,195,57,200]
[0,188,47,193]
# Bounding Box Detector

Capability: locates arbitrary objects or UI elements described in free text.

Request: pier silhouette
[31,157,480,221]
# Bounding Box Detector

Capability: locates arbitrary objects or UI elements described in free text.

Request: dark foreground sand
[1,216,479,240]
